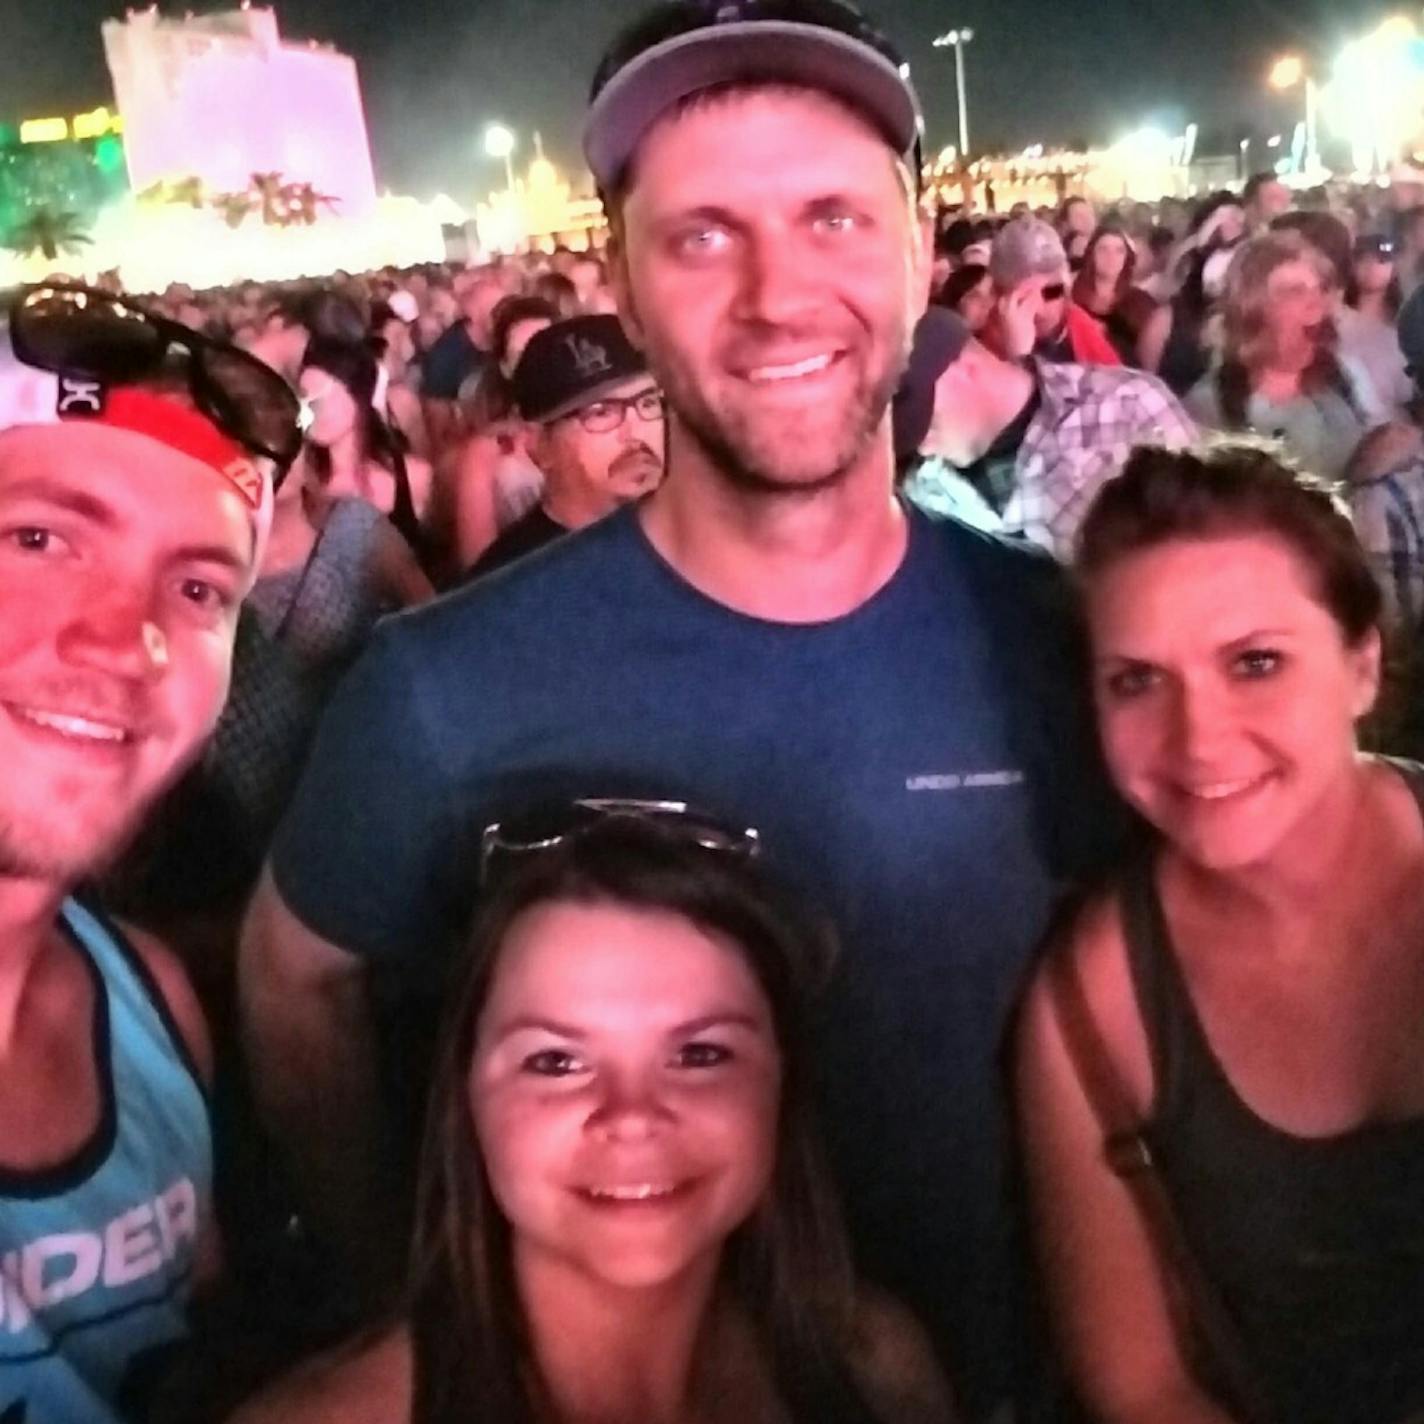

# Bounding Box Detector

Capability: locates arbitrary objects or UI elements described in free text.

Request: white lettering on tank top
[0,1178,198,1333]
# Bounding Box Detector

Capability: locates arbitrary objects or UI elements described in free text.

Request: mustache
[611,445,662,468]
[2,676,156,732]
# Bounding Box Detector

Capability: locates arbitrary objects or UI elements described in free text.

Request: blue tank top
[0,899,211,1424]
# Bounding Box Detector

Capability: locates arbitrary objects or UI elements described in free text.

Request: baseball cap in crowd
[892,307,971,464]
[513,314,649,423]
[989,217,1068,291]
[0,283,304,575]
[584,0,924,194]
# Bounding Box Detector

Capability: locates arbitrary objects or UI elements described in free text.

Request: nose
[58,585,169,684]
[735,230,819,328]
[585,1068,675,1144]
[1170,675,1232,766]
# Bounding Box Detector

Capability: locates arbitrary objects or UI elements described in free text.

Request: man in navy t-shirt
[241,3,1120,1416]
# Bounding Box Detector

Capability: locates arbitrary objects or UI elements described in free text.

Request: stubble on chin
[656,348,906,495]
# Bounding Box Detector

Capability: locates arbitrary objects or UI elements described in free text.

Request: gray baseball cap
[990,218,1069,290]
[584,0,923,194]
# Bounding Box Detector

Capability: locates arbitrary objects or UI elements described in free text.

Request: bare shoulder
[113,918,214,1088]
[228,1326,411,1424]
[1018,886,1154,1118]
[848,1286,959,1424]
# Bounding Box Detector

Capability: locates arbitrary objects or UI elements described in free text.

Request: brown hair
[1075,443,1382,648]
[407,815,880,1424]
[1071,224,1137,309]
[1214,231,1357,428]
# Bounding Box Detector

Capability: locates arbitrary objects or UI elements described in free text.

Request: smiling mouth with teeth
[577,1182,691,1204]
[1179,774,1271,802]
[745,352,837,384]
[6,704,133,745]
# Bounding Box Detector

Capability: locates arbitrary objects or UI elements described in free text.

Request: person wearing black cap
[243,8,1119,1416]
[464,315,664,580]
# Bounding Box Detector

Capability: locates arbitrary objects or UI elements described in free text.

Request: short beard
[655,341,908,497]
[0,807,138,885]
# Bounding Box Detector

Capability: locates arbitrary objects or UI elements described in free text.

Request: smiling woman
[232,810,956,1424]
[1016,444,1424,1424]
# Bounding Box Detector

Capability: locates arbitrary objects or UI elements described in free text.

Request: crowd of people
[5,0,1424,1421]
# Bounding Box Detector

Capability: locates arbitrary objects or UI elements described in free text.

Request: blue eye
[1104,664,1159,699]
[676,227,731,258]
[1233,649,1283,679]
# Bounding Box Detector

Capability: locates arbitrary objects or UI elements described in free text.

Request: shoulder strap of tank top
[388,442,417,531]
[1377,754,1424,823]
[1046,924,1276,1424]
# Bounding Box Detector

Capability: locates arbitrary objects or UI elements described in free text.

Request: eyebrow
[491,1011,765,1044]
[2,479,249,573]
[170,543,249,574]
[1095,628,1298,664]
[0,479,117,526]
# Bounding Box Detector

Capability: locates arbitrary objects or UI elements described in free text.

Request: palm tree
[167,175,206,209]
[249,171,286,226]
[280,181,340,226]
[3,208,92,263]
[211,190,257,229]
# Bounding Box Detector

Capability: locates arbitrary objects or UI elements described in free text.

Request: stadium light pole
[484,123,517,192]
[933,28,975,158]
[1269,56,1319,175]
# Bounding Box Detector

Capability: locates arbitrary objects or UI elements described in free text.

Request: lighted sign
[19,118,69,144]
[73,107,124,141]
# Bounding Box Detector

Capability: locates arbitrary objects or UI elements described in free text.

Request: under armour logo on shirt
[565,336,611,378]
[56,377,105,416]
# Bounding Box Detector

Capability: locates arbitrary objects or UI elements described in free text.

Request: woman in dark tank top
[1016,444,1424,1424]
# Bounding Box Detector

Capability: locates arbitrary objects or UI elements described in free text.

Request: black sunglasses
[10,283,304,476]
[480,797,760,884]
[1040,282,1067,301]
[589,0,923,185]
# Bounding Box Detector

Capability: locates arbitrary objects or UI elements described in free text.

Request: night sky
[1,0,1404,198]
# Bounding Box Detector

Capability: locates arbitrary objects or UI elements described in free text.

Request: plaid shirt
[1349,459,1424,638]
[1001,359,1198,558]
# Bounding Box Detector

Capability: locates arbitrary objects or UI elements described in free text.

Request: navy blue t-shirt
[270,502,1115,1419]
[418,321,486,402]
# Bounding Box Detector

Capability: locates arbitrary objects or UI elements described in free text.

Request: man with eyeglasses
[242,3,1120,1416]
[466,315,664,579]
[0,283,300,1422]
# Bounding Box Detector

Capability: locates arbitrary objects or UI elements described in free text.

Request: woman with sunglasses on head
[297,338,433,566]
[233,811,956,1424]
[1016,445,1424,1424]
[1183,231,1382,479]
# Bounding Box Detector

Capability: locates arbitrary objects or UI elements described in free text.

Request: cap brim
[527,370,651,425]
[584,20,922,191]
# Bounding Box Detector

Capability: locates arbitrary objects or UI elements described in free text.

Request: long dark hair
[300,336,404,482]
[1072,224,1137,310]
[407,817,881,1424]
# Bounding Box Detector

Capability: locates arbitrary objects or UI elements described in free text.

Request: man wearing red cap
[0,283,298,1422]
